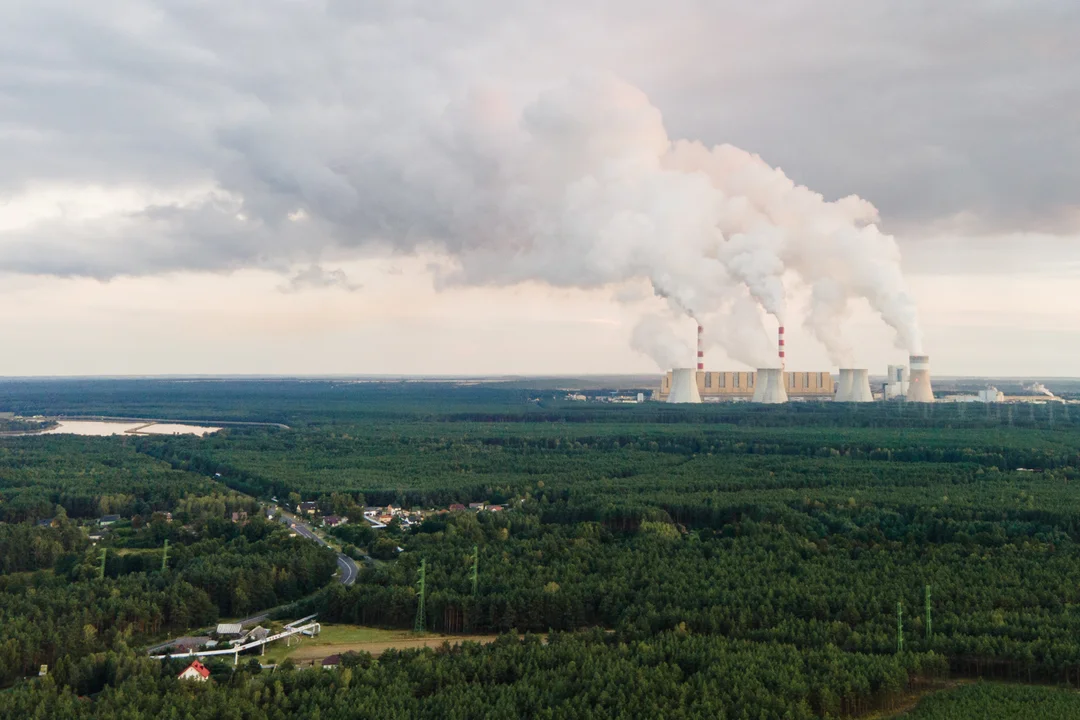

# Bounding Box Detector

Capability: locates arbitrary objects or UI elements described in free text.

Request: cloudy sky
[1,1,1078,377]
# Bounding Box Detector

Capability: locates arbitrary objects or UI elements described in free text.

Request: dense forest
[2,379,1080,716]
[902,681,1080,719]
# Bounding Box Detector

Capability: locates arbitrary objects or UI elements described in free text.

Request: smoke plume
[0,71,924,369]
[415,74,923,367]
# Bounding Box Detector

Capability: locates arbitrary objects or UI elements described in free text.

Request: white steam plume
[630,311,695,370]
[412,74,924,365]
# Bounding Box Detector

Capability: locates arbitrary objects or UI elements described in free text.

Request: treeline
[0,513,86,573]
[0,516,337,685]
[0,436,222,522]
[140,421,1080,513]
[308,506,1080,684]
[2,377,1077,429]
[903,681,1080,719]
[0,632,948,719]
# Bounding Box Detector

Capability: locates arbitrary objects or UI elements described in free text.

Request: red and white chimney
[778,325,786,370]
[696,324,704,371]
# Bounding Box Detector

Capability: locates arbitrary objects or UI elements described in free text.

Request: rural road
[281,513,360,586]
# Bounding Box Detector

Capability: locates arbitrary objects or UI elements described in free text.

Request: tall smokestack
[667,368,702,404]
[778,325,785,370]
[697,324,704,371]
[752,368,788,404]
[906,355,934,403]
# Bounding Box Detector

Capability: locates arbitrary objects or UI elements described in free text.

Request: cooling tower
[752,368,788,404]
[848,369,874,402]
[835,369,855,402]
[667,368,702,404]
[905,355,935,403]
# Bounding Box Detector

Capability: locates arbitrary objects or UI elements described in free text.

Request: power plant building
[657,370,835,402]
[884,365,909,399]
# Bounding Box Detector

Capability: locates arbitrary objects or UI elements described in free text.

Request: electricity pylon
[414,558,426,633]
[925,585,932,642]
[896,601,904,653]
[470,545,479,596]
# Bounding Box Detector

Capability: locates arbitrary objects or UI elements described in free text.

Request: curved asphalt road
[281,514,359,586]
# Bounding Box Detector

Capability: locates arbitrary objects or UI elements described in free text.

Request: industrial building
[658,324,935,404]
[884,365,909,399]
[658,369,835,402]
[835,369,874,402]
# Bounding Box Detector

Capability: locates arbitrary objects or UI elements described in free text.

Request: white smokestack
[752,368,788,404]
[906,355,934,403]
[667,368,702,404]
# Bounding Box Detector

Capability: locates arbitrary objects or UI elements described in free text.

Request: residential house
[468,502,487,511]
[99,515,120,526]
[449,504,466,512]
[321,654,341,670]
[36,518,54,528]
[173,637,210,653]
[298,502,318,516]
[178,660,211,682]
[488,505,504,512]
[245,627,270,643]
[322,516,346,528]
[231,511,248,524]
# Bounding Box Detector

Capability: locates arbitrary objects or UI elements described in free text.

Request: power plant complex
[659,325,935,404]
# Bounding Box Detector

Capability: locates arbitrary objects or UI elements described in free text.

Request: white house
[178,660,210,682]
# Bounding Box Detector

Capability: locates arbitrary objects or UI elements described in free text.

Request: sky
[1,1,1078,377]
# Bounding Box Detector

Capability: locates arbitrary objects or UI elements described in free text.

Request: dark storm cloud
[0,0,1076,279]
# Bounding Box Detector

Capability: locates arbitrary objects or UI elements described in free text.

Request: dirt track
[288,634,503,664]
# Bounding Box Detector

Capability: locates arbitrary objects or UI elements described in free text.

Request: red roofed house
[449,504,466,512]
[178,660,211,682]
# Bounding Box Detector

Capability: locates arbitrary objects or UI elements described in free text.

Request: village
[282,498,507,531]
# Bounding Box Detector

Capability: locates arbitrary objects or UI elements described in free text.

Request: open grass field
[259,624,501,665]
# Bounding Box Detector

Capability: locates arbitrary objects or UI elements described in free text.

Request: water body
[43,421,220,436]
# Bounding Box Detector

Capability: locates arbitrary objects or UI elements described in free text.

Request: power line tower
[925,585,932,642]
[161,539,169,572]
[98,548,107,580]
[470,545,479,596]
[896,601,904,654]
[414,558,426,633]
